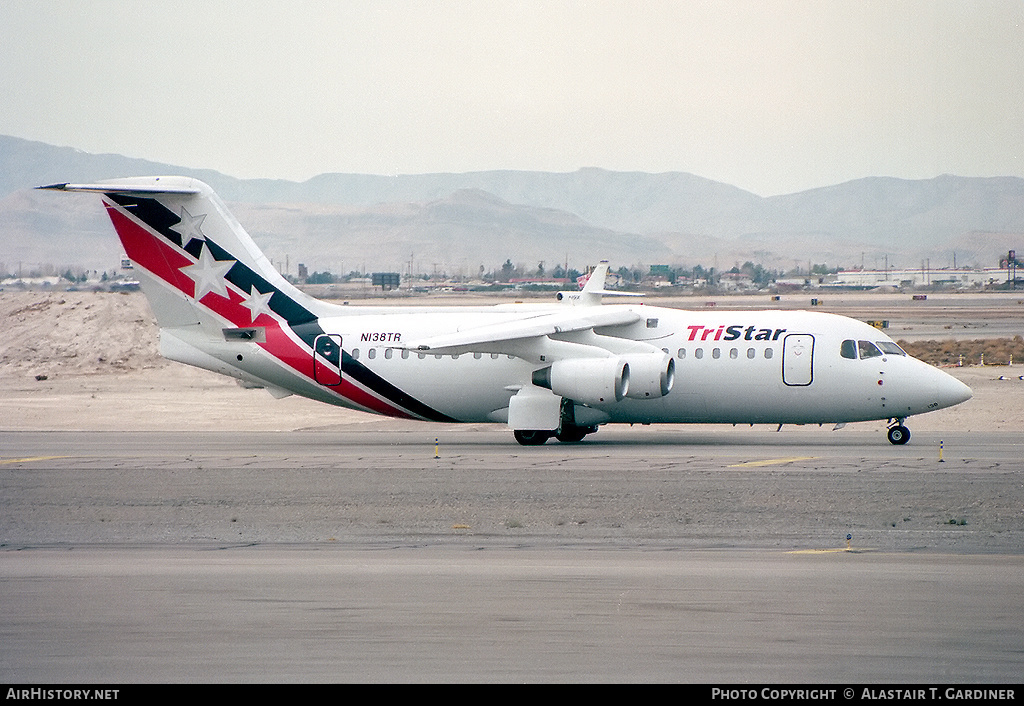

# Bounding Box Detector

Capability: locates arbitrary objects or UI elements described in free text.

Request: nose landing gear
[887,419,911,445]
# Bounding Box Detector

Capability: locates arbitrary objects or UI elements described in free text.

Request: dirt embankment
[1,291,164,379]
[899,337,1024,367]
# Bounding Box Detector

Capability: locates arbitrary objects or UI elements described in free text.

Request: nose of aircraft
[899,359,973,416]
[934,368,973,409]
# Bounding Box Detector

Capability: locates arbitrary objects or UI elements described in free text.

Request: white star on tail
[242,285,275,323]
[181,245,234,300]
[170,207,207,249]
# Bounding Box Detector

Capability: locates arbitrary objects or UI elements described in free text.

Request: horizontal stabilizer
[37,177,202,195]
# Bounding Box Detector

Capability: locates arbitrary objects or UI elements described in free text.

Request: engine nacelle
[621,353,675,399]
[533,357,629,406]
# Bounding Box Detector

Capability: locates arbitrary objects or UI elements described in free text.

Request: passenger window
[747,348,755,359]
[695,348,704,359]
[712,347,721,359]
[729,348,738,359]
[841,339,857,359]
[764,348,773,359]
[368,348,376,360]
[401,349,410,359]
[858,340,882,359]
[352,348,360,359]
[384,348,393,359]
[677,348,686,359]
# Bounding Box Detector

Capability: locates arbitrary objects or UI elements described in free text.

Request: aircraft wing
[402,307,643,357]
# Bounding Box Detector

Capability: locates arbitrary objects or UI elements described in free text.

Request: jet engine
[532,357,629,406]
[621,352,675,399]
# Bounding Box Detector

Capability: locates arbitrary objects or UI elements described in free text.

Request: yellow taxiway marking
[0,456,71,465]
[788,548,877,554]
[728,456,817,467]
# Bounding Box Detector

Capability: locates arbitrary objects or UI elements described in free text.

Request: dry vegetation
[898,336,1024,367]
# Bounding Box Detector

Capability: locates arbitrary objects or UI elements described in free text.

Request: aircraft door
[313,334,342,386]
[782,334,814,386]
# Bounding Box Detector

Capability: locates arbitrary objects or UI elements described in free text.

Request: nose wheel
[887,421,911,445]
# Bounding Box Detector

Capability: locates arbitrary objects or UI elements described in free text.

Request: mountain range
[2,134,1021,276]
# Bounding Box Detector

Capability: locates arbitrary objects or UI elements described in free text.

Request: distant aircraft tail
[557,260,643,306]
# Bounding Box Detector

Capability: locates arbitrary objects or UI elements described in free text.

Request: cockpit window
[844,339,904,359]
[876,341,906,356]
[858,340,883,359]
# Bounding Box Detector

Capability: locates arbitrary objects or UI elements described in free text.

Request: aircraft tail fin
[38,177,333,335]
[41,177,463,424]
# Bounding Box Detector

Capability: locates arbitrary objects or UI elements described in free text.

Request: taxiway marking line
[788,548,877,554]
[0,456,71,465]
[728,456,817,467]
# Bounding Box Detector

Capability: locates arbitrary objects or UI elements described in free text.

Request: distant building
[782,267,1010,288]
[372,272,401,291]
[718,272,754,290]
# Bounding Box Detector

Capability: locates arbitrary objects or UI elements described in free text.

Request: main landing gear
[887,419,911,445]
[513,423,599,446]
[513,397,599,446]
[513,429,551,446]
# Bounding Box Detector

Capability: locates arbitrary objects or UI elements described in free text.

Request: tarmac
[2,425,1023,682]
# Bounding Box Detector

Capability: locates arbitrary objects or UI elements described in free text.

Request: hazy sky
[2,1,1022,196]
